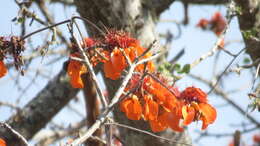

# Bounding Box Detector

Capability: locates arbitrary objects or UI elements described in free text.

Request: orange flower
[0,61,7,78]
[182,105,195,126]
[103,44,155,80]
[128,43,155,72]
[120,95,142,120]
[162,87,180,112]
[143,76,179,108]
[103,48,127,80]
[143,76,166,103]
[111,48,127,72]
[0,138,6,146]
[67,54,87,88]
[179,87,217,130]
[149,112,168,132]
[104,60,121,80]
[143,95,158,121]
[166,110,184,132]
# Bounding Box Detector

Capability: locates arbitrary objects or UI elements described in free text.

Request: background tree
[0,0,259,146]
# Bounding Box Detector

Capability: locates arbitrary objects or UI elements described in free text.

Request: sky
[0,1,259,146]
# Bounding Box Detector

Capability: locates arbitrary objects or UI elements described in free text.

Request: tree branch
[0,68,79,145]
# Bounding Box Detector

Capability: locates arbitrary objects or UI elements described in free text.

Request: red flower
[179,87,217,130]
[180,87,208,103]
[84,37,96,47]
[210,12,227,36]
[196,12,227,36]
[104,30,139,49]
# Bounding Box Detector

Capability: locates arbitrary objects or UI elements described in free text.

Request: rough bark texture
[234,0,260,63]
[0,68,79,146]
[0,0,231,145]
[75,0,191,146]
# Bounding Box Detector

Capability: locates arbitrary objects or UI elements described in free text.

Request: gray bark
[0,67,79,146]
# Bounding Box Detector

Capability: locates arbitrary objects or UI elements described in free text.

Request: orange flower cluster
[197,12,227,36]
[67,31,154,88]
[179,87,217,130]
[66,30,217,133]
[103,43,154,80]
[120,74,217,132]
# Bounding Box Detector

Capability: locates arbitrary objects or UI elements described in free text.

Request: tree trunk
[75,0,191,145]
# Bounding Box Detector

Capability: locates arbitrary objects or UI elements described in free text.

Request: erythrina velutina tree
[0,0,260,146]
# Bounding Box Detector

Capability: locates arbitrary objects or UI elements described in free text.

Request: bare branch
[105,121,192,146]
[0,69,79,145]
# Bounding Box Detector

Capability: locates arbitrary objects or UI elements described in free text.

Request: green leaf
[178,64,190,74]
[158,65,165,72]
[243,57,251,64]
[173,64,181,72]
[17,17,25,23]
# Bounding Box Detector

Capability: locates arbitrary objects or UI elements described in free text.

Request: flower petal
[67,59,87,88]
[120,98,132,113]
[182,106,195,126]
[120,96,142,120]
[149,112,168,132]
[143,97,158,121]
[0,138,6,146]
[111,48,126,71]
[104,60,121,80]
[70,73,84,88]
[0,61,7,78]
[199,103,217,129]
[167,111,184,132]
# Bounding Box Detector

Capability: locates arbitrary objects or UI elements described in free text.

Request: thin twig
[22,16,104,40]
[70,23,108,107]
[207,48,245,94]
[105,122,192,146]
[189,74,260,127]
